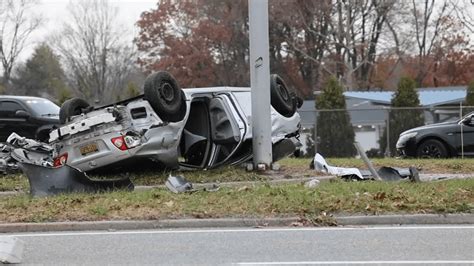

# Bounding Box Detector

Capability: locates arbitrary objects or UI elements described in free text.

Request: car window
[0,101,25,118]
[24,99,59,117]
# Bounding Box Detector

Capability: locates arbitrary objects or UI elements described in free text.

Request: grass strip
[3,157,474,192]
[0,178,472,223]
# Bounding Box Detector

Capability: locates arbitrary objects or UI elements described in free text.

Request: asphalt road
[4,225,474,265]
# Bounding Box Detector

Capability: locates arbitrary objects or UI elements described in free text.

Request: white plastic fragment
[313,153,364,179]
[304,178,320,188]
[0,236,24,264]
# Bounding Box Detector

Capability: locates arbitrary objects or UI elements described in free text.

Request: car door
[207,94,246,167]
[0,100,35,141]
[456,117,474,155]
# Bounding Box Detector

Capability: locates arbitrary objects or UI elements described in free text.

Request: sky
[22,0,158,60]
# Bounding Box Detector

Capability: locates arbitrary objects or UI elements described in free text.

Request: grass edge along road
[0,178,472,224]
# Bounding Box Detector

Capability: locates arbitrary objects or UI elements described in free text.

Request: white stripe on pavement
[4,225,474,238]
[236,261,474,265]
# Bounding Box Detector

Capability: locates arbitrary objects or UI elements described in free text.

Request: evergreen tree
[316,77,356,157]
[14,43,70,100]
[380,77,424,155]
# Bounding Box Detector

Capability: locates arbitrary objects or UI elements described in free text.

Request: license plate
[79,142,99,156]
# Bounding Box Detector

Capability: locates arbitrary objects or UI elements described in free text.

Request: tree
[464,80,474,115]
[52,0,136,104]
[136,0,249,88]
[380,77,424,155]
[0,0,41,85]
[316,76,355,157]
[14,43,69,100]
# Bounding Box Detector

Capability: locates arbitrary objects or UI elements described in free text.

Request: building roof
[343,86,467,107]
[299,86,468,127]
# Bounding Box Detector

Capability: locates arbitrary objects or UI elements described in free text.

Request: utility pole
[249,0,272,169]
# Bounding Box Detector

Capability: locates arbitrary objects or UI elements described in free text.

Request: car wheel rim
[277,84,289,101]
[421,144,442,158]
[161,82,175,102]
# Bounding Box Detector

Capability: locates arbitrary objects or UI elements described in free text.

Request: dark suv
[0,96,59,142]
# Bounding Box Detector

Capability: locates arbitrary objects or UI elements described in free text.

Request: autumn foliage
[135,0,473,98]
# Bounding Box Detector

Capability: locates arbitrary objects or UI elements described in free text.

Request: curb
[336,213,474,226]
[0,214,472,233]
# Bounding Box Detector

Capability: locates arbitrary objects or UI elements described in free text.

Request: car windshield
[458,111,474,122]
[24,99,60,117]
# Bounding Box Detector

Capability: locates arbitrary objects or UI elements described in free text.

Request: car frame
[48,71,302,173]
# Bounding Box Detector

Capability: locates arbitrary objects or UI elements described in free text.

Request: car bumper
[396,137,417,157]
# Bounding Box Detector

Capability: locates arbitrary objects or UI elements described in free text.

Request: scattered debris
[19,162,134,197]
[4,133,133,197]
[165,175,195,193]
[304,178,320,188]
[311,153,364,179]
[311,152,419,182]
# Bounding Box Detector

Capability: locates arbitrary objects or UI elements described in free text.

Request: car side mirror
[15,110,30,119]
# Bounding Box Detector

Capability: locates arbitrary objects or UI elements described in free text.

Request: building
[299,86,467,154]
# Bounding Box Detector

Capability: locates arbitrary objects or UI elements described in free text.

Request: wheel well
[417,136,452,156]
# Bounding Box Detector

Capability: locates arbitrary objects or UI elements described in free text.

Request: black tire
[59,98,90,124]
[35,126,54,142]
[144,71,184,122]
[416,139,448,158]
[270,74,296,117]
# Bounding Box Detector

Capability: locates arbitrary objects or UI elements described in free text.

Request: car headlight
[397,132,418,145]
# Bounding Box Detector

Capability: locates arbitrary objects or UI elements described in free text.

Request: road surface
[4,225,474,265]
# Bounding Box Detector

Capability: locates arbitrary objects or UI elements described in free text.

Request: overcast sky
[23,0,158,60]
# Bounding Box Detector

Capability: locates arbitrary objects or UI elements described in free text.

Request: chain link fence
[298,105,474,158]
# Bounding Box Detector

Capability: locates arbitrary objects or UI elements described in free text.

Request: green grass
[0,178,472,223]
[0,174,28,192]
[3,157,474,192]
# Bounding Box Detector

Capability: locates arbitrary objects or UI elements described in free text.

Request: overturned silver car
[48,71,302,174]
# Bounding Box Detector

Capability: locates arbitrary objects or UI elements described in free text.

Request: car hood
[401,121,458,135]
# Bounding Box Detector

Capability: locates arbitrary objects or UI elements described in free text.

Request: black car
[396,113,474,158]
[0,96,59,142]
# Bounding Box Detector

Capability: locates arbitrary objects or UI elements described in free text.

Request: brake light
[111,135,141,151]
[111,136,128,150]
[53,153,68,167]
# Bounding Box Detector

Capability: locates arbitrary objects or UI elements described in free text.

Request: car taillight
[111,136,128,150]
[111,135,141,151]
[53,153,68,167]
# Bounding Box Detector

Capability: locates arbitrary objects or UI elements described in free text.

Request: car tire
[144,71,184,122]
[35,126,55,143]
[416,139,448,158]
[270,74,296,117]
[60,98,91,124]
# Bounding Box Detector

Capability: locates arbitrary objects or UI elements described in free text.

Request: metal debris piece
[304,178,320,188]
[311,152,419,182]
[165,175,194,193]
[312,153,365,179]
[19,162,134,197]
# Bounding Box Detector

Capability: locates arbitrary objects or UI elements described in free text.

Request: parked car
[48,71,302,173]
[396,112,474,158]
[0,96,59,142]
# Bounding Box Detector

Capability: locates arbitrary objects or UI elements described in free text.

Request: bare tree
[328,0,395,89]
[52,0,136,104]
[411,0,453,85]
[0,0,41,85]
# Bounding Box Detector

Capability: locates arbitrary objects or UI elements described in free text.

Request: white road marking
[236,261,474,265]
[3,225,474,238]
